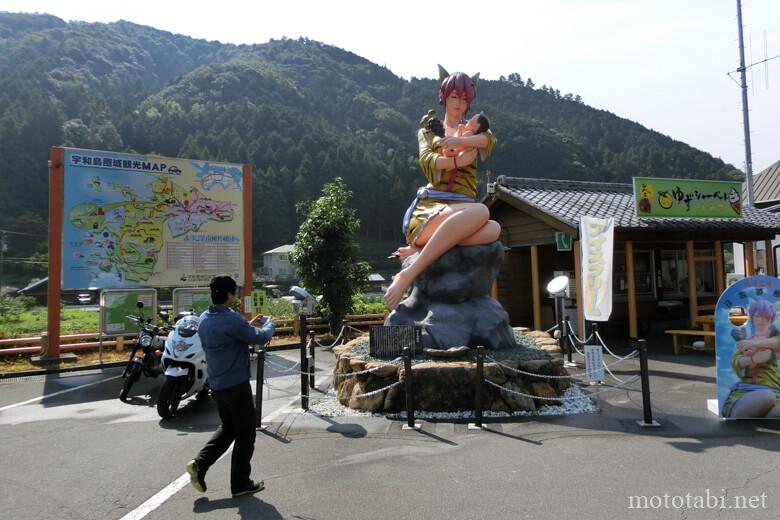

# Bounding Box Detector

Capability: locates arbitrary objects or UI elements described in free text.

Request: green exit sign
[556,232,572,251]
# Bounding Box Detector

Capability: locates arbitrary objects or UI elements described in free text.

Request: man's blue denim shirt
[198,306,275,391]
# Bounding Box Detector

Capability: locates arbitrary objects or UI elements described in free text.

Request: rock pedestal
[386,241,518,350]
[332,330,570,413]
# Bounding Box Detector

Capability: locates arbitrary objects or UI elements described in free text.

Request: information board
[62,148,246,289]
[172,287,211,315]
[99,288,157,337]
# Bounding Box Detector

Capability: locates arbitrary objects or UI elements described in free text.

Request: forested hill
[0,12,741,273]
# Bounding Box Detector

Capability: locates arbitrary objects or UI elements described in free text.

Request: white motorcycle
[158,314,209,419]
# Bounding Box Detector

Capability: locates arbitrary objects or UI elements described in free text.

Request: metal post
[255,346,265,428]
[564,316,574,364]
[308,329,316,389]
[470,346,484,430]
[300,338,309,411]
[402,346,419,430]
[736,0,754,207]
[341,319,349,343]
[299,314,308,348]
[636,338,660,427]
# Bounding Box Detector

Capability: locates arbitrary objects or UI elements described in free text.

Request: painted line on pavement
[0,374,122,412]
[118,396,300,520]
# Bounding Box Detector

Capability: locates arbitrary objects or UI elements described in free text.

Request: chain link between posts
[484,375,641,401]
[332,357,403,378]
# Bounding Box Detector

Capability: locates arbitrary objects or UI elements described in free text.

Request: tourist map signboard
[172,287,211,315]
[99,288,157,337]
[61,148,246,289]
[633,177,743,218]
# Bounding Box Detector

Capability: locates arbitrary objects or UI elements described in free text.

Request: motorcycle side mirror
[159,311,169,321]
[137,301,144,309]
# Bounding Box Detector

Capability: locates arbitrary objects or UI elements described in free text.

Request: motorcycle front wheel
[119,364,142,402]
[157,376,183,419]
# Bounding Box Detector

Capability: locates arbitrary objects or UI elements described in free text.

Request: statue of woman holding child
[384,65,499,310]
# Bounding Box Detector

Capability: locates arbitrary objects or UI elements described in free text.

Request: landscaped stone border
[331,328,571,413]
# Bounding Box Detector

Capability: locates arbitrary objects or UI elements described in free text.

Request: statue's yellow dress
[404,125,496,246]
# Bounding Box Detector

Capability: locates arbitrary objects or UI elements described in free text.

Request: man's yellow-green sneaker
[185,460,207,493]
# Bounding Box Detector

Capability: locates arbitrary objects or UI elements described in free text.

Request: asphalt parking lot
[1,348,779,520]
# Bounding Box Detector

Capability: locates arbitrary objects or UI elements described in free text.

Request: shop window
[660,249,716,297]
[614,250,656,300]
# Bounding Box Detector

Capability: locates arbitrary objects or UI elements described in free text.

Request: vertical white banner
[579,216,614,322]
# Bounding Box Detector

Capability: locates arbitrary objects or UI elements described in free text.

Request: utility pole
[0,231,7,296]
[736,0,755,207]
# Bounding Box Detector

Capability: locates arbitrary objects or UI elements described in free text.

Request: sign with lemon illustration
[633,177,742,218]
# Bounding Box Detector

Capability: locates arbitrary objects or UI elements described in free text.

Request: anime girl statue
[384,66,500,310]
[723,300,780,417]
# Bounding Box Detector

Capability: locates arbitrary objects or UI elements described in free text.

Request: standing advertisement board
[579,216,615,322]
[61,148,247,289]
[633,177,742,218]
[99,288,157,337]
[172,287,212,315]
[715,275,780,419]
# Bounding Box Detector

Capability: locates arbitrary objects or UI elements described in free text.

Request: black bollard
[308,329,316,389]
[341,319,349,343]
[255,346,265,428]
[402,346,417,430]
[300,337,309,411]
[299,314,308,348]
[636,338,659,427]
[470,346,484,429]
[564,316,573,364]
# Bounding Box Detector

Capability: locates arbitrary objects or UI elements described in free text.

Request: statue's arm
[439,130,497,161]
[419,129,458,185]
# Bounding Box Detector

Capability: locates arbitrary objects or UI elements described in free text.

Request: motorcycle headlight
[139,335,153,348]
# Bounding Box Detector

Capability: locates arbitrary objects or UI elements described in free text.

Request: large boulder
[386,242,521,350]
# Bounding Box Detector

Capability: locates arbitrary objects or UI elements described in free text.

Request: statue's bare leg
[728,390,777,417]
[384,203,496,310]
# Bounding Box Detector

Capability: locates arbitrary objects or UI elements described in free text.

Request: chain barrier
[594,330,637,361]
[313,325,347,349]
[346,324,367,335]
[483,352,637,382]
[332,356,403,378]
[484,375,641,402]
[338,380,403,400]
[264,357,304,374]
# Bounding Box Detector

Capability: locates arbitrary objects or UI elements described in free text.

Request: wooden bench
[664,329,716,355]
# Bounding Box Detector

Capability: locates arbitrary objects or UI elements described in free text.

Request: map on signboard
[101,289,156,336]
[62,149,245,289]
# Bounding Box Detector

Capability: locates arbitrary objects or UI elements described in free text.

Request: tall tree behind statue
[290,178,370,333]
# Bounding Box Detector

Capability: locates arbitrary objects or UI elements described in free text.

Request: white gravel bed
[306,385,598,419]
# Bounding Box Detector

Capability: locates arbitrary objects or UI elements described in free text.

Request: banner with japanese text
[579,216,614,322]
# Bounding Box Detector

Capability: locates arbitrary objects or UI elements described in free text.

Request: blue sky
[3,0,779,174]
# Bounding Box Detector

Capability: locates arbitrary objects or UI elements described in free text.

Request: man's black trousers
[195,380,256,492]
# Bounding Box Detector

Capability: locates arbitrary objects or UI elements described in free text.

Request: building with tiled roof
[484,176,780,346]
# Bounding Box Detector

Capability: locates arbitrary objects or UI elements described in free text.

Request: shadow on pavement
[193,496,284,518]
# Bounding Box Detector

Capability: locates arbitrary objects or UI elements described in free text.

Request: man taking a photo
[186,275,275,497]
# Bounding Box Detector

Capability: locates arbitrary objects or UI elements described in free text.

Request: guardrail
[0,313,387,357]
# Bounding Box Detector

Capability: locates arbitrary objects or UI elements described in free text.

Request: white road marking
[0,374,122,412]
[118,397,300,520]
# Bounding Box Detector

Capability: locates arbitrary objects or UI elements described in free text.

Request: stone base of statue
[331,329,569,413]
[386,241,522,350]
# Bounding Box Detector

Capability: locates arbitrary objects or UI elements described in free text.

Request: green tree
[290,177,370,332]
